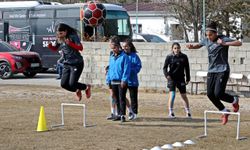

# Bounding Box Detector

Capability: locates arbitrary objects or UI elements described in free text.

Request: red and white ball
[83,1,106,27]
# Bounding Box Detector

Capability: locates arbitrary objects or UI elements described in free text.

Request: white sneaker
[168,113,175,118]
[129,113,138,120]
[128,112,135,120]
[186,113,192,119]
[133,114,137,119]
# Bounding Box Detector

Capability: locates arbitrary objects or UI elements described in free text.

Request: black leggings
[206,71,234,111]
[112,84,127,116]
[128,86,138,114]
[61,63,87,92]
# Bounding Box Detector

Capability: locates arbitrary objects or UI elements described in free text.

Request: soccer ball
[83,1,106,27]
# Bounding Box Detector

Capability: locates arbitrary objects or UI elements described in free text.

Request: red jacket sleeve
[48,43,58,51]
[67,40,83,51]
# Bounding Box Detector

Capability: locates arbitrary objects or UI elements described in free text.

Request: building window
[132,24,142,33]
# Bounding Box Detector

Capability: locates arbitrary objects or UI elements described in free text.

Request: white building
[123,3,186,42]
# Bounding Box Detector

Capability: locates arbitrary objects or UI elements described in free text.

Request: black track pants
[206,71,234,111]
[61,63,87,92]
[112,84,127,116]
[128,86,138,114]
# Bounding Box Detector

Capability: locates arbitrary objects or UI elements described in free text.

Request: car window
[141,34,166,43]
[132,34,145,42]
[0,42,18,52]
[133,39,145,42]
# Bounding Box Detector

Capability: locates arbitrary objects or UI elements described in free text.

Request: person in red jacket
[48,23,91,101]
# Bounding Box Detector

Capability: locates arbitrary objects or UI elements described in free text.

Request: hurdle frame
[52,103,86,128]
[202,110,246,140]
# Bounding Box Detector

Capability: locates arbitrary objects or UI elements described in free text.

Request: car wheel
[23,72,37,78]
[0,62,13,79]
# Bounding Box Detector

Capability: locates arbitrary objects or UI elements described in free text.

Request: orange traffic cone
[36,106,48,132]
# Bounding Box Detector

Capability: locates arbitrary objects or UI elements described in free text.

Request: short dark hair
[206,21,218,33]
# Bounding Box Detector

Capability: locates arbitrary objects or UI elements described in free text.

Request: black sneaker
[106,113,115,120]
[121,116,126,123]
[112,115,121,121]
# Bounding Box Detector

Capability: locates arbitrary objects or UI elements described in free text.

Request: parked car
[133,33,167,43]
[0,41,42,79]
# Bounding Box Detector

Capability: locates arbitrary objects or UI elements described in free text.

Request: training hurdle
[52,103,86,128]
[200,110,246,140]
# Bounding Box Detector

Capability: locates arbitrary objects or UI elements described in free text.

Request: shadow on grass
[120,123,205,128]
[10,73,57,79]
[118,117,222,128]
[132,116,220,123]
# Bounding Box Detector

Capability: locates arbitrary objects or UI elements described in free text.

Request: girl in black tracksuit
[48,23,91,101]
[186,21,242,125]
[163,42,191,118]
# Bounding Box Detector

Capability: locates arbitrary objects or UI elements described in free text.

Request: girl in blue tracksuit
[106,36,131,123]
[122,39,142,120]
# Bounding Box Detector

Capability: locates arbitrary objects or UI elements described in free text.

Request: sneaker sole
[168,116,176,119]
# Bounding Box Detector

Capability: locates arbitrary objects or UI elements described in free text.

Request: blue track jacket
[106,51,131,84]
[127,52,142,87]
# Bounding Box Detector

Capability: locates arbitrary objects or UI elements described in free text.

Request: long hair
[124,38,137,53]
[109,35,122,49]
[171,42,180,49]
[56,23,78,38]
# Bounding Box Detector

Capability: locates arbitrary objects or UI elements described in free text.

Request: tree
[159,0,202,42]
[160,0,250,42]
[206,0,250,40]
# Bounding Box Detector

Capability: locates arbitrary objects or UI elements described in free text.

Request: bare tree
[206,0,250,39]
[159,0,203,42]
[160,0,250,42]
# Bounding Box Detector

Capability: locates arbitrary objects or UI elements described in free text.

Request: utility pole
[136,0,139,34]
[202,0,206,39]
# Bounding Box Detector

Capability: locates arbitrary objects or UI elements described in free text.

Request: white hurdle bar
[52,103,86,128]
[203,110,244,140]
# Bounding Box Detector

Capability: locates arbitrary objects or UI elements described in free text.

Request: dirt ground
[0,84,250,150]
